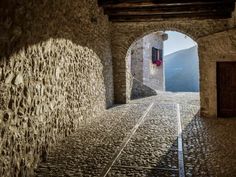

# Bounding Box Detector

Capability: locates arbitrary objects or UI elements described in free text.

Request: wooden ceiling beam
[104,3,234,15]
[98,0,235,21]
[107,9,231,16]
[98,0,226,6]
[102,1,226,9]
[109,11,232,22]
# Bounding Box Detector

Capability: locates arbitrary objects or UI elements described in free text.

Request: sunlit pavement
[36,92,236,177]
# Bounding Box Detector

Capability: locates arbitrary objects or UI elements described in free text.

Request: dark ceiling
[98,0,236,22]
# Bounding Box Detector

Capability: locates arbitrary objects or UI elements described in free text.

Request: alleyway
[35,92,236,177]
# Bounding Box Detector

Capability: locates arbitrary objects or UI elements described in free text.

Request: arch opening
[126,31,200,100]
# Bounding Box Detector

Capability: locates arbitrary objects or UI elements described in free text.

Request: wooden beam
[98,0,233,6]
[107,9,231,16]
[98,0,235,21]
[109,11,232,22]
[102,1,225,9]
[104,3,233,15]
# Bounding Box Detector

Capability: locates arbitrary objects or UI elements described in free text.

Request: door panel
[217,62,236,117]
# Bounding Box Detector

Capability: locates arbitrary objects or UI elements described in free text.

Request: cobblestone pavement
[35,92,236,177]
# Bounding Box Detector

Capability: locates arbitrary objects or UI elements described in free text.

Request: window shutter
[152,47,157,63]
[159,49,163,61]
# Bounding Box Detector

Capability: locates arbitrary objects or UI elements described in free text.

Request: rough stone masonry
[0,0,113,176]
[0,0,236,177]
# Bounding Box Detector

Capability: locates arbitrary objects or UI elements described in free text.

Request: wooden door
[217,62,236,117]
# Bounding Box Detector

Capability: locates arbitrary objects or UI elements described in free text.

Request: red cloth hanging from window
[155,60,162,66]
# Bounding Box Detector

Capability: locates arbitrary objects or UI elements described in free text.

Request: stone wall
[198,28,236,118]
[143,32,166,91]
[128,32,166,98]
[131,39,144,81]
[126,49,133,101]
[111,5,236,115]
[0,0,113,176]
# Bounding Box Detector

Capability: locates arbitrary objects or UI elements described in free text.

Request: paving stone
[114,103,178,170]
[35,93,236,177]
[35,103,149,176]
[107,166,179,177]
[180,104,236,177]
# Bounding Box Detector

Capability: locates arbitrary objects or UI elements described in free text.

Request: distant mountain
[164,46,199,92]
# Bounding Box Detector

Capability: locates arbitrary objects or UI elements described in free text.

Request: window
[152,47,163,64]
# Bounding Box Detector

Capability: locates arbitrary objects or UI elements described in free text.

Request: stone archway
[110,19,236,118]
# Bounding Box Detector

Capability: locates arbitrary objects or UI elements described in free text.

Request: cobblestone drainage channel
[101,103,154,177]
[176,104,185,177]
[101,102,186,177]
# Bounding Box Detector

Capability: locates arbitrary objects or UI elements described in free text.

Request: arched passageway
[111,19,236,118]
[0,0,236,176]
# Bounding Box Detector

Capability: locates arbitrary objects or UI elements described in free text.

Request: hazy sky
[164,31,197,56]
